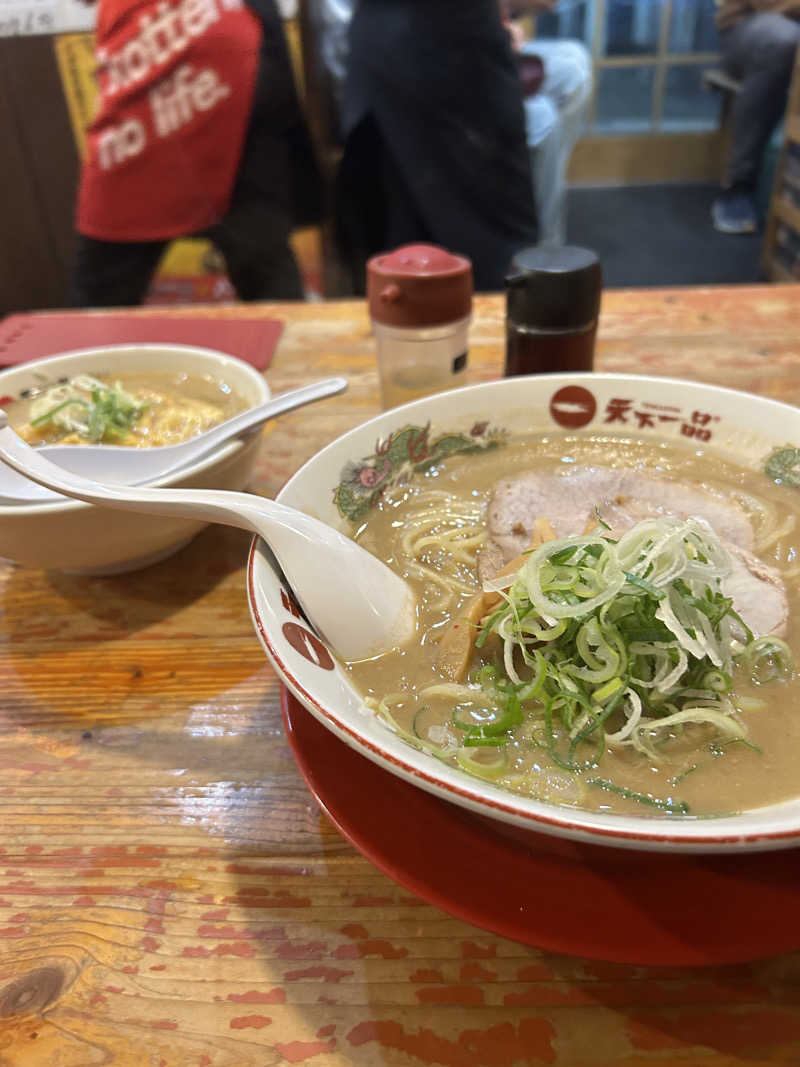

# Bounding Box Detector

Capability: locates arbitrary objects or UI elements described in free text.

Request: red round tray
[281,687,800,966]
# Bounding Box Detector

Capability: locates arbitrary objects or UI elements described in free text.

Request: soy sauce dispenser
[505,246,602,377]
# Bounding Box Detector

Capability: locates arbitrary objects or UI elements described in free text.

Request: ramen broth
[10,371,245,447]
[346,434,800,817]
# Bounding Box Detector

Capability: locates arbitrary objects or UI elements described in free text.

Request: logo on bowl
[549,385,596,429]
[282,622,335,671]
[600,397,720,440]
[280,588,301,618]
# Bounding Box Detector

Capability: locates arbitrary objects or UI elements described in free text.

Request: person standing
[71,0,323,305]
[712,0,800,234]
[334,0,539,291]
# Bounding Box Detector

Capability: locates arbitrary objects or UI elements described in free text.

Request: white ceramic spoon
[0,377,347,504]
[0,412,417,662]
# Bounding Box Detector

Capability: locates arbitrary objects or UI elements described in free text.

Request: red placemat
[0,313,284,371]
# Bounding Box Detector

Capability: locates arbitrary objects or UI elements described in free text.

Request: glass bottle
[505,246,603,376]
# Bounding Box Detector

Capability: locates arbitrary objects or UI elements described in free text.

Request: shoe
[712,188,758,234]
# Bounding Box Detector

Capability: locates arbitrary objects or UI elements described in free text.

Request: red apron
[77,0,261,242]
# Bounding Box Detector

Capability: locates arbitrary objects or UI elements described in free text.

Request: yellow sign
[53,32,97,158]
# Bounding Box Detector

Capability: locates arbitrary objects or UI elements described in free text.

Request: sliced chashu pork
[480,468,787,638]
[725,545,788,637]
[486,467,754,559]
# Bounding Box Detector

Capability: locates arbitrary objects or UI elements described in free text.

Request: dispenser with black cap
[504,246,603,377]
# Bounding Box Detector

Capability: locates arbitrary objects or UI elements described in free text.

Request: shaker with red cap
[366,243,473,409]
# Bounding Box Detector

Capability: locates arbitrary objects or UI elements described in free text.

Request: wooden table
[2,286,800,1065]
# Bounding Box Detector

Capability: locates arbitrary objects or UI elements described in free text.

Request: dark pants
[719,13,800,190]
[70,136,305,307]
[70,214,304,308]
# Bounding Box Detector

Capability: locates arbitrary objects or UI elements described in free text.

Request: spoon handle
[0,414,274,533]
[183,377,348,457]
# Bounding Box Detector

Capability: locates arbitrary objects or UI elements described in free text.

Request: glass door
[535,0,725,179]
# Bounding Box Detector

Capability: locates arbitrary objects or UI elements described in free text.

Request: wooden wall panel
[568,132,725,185]
[0,36,79,316]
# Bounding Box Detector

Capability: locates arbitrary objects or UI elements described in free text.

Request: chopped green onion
[586,777,690,815]
[455,746,507,779]
[27,374,146,443]
[701,670,732,693]
[594,507,612,531]
[30,398,88,426]
[744,635,794,684]
[374,515,792,811]
[593,676,624,703]
[623,571,665,598]
[462,735,512,748]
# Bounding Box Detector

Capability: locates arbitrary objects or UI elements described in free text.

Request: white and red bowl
[0,344,269,574]
[248,373,800,854]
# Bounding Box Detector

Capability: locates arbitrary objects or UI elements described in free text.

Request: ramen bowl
[0,344,269,574]
[249,373,800,854]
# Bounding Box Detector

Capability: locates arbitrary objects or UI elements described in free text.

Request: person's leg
[521,40,592,245]
[69,235,167,307]
[524,95,562,245]
[714,13,800,233]
[528,39,593,123]
[212,130,305,301]
[210,211,304,301]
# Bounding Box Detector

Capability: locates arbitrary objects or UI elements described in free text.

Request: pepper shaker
[367,244,473,409]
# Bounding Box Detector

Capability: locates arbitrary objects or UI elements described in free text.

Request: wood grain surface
[2,287,800,1066]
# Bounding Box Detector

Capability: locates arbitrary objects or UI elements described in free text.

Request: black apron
[338,0,538,290]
